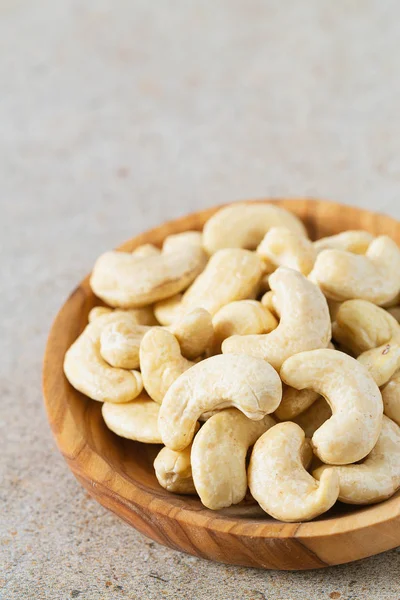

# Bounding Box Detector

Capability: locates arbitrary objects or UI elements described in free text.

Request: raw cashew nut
[159,354,282,451]
[382,370,400,426]
[274,386,320,421]
[332,300,400,355]
[154,249,263,325]
[88,305,157,326]
[248,422,339,522]
[211,300,278,354]
[314,230,374,255]
[131,244,161,259]
[64,313,144,403]
[309,236,400,305]
[191,409,276,510]
[314,416,400,504]
[100,321,151,369]
[139,328,194,404]
[203,202,307,254]
[154,432,198,495]
[162,231,203,253]
[222,267,331,371]
[90,240,207,308]
[260,290,280,318]
[357,343,400,388]
[257,227,316,275]
[292,397,332,438]
[281,349,383,464]
[102,393,161,443]
[169,308,214,359]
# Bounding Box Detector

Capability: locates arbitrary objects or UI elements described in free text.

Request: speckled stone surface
[2,1,400,598]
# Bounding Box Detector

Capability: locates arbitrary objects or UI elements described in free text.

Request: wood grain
[43,198,400,570]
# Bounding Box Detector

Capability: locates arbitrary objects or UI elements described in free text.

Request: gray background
[1,1,400,598]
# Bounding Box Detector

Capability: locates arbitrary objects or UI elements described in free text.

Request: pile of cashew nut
[64,202,400,522]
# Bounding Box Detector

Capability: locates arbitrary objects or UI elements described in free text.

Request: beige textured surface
[1,0,400,598]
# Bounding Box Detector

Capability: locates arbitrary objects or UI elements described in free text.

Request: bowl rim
[42,197,400,546]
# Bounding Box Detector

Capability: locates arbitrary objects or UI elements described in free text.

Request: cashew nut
[292,397,332,438]
[257,227,316,275]
[162,231,203,253]
[211,300,278,354]
[88,305,157,326]
[102,393,161,443]
[314,416,400,504]
[191,409,276,510]
[248,422,339,522]
[222,267,331,371]
[332,300,400,355]
[154,429,199,495]
[203,202,307,254]
[274,386,320,421]
[309,236,400,305]
[139,328,194,404]
[64,313,144,403]
[90,240,207,308]
[159,354,282,451]
[314,230,374,255]
[357,343,400,388]
[131,244,161,259]
[382,370,400,426]
[100,321,151,369]
[260,290,280,318]
[281,349,383,464]
[170,308,214,359]
[154,249,263,325]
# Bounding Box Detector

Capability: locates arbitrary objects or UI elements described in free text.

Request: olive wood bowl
[43,198,400,570]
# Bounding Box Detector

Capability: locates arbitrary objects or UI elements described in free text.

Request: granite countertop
[2,1,400,598]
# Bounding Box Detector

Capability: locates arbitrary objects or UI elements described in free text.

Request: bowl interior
[44,198,400,535]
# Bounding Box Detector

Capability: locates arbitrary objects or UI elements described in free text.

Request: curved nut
[382,370,400,426]
[293,397,332,438]
[191,409,276,510]
[211,300,278,354]
[222,267,331,371]
[131,244,161,259]
[257,227,316,275]
[248,422,339,522]
[260,290,280,318]
[203,202,307,254]
[140,328,194,404]
[90,242,207,308]
[88,306,157,325]
[154,294,183,326]
[159,354,282,451]
[169,308,214,359]
[281,349,383,464]
[332,300,400,355]
[314,230,374,255]
[64,316,144,403]
[154,249,263,324]
[274,386,320,421]
[357,343,400,387]
[102,393,161,443]
[162,231,203,253]
[154,438,197,495]
[309,236,400,305]
[314,416,400,504]
[100,321,150,369]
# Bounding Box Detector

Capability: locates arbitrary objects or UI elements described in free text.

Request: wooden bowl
[43,198,400,570]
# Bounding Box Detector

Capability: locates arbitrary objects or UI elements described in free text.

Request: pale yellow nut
[131,244,161,258]
[309,235,400,305]
[387,306,400,322]
[154,295,183,326]
[382,370,400,426]
[154,248,263,325]
[139,328,194,404]
[90,242,207,308]
[154,442,197,495]
[88,306,113,322]
[169,308,214,359]
[357,343,400,388]
[211,300,278,354]
[260,290,280,318]
[88,305,157,325]
[203,202,307,254]
[274,386,320,421]
[159,354,282,451]
[222,267,331,371]
[257,227,316,275]
[100,321,150,369]
[314,416,400,504]
[281,349,383,465]
[102,393,161,443]
[248,422,339,522]
[292,397,332,438]
[64,314,144,403]
[191,409,276,510]
[162,231,203,253]
[332,300,400,355]
[314,230,374,255]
